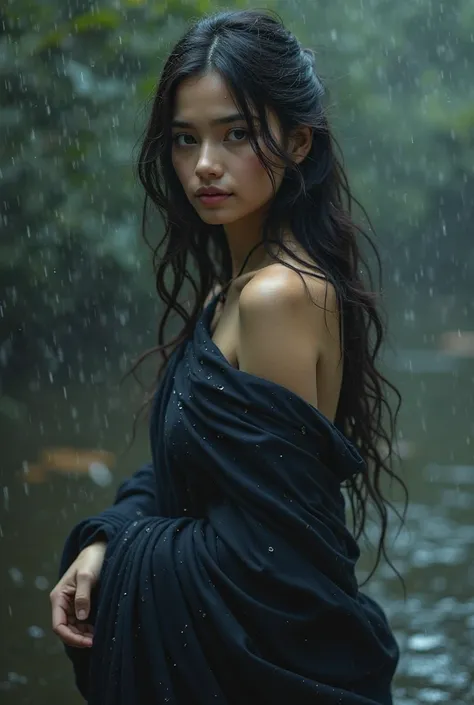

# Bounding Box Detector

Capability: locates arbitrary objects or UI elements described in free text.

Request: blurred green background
[1,1,473,703]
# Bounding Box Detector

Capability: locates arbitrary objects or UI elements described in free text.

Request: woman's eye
[173,134,196,146]
[227,128,248,142]
[172,129,248,147]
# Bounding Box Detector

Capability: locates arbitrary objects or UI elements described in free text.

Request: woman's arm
[60,461,157,569]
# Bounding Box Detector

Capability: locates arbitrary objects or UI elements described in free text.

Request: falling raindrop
[34,576,50,591]
[8,568,24,587]
[27,626,45,639]
[88,462,113,487]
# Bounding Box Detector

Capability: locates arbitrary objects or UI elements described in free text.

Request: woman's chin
[198,211,239,225]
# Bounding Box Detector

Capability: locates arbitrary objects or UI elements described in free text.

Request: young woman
[51,9,405,705]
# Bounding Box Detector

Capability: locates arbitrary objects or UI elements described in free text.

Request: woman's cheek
[171,154,183,182]
[240,152,269,188]
[245,150,265,171]
[175,163,192,200]
[247,153,279,200]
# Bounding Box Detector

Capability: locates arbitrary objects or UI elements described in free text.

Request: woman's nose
[195,143,224,179]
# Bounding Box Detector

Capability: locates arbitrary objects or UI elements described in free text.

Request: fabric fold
[60,295,398,704]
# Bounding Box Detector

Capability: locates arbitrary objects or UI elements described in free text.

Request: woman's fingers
[51,588,71,632]
[55,621,93,648]
[51,587,93,648]
[51,544,107,648]
[74,570,94,620]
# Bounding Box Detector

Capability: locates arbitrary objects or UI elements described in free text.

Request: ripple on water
[404,652,451,679]
[407,633,443,651]
[418,689,448,704]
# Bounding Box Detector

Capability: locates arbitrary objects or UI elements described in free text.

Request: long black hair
[134,8,407,581]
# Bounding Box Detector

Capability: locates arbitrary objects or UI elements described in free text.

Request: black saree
[60,294,399,704]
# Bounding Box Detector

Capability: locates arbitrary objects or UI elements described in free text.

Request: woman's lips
[197,194,231,206]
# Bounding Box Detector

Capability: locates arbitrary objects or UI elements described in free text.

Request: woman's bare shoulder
[241,263,338,313]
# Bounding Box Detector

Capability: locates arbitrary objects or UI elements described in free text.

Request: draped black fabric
[60,294,399,704]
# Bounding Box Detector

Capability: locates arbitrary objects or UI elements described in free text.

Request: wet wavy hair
[133,8,407,582]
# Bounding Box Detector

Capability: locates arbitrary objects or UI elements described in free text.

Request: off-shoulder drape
[60,295,398,704]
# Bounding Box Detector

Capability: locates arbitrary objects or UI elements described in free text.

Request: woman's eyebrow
[171,112,250,128]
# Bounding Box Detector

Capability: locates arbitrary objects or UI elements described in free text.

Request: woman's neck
[224,223,294,280]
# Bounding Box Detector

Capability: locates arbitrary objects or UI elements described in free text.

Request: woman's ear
[288,126,313,164]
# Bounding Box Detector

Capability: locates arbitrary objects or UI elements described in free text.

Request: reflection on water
[364,501,474,704]
[1,313,473,704]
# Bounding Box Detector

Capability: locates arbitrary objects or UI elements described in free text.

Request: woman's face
[171,71,285,226]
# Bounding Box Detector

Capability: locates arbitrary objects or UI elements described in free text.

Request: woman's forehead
[173,72,236,117]
[172,73,278,131]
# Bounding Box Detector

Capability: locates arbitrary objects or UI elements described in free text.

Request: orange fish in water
[22,463,48,484]
[21,448,115,484]
[40,448,115,473]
